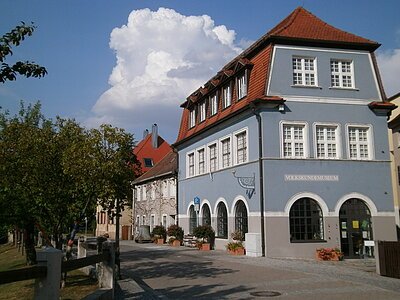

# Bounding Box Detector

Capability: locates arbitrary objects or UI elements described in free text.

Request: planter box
[157,238,164,245]
[315,250,343,261]
[228,248,245,256]
[199,243,210,251]
[171,240,181,247]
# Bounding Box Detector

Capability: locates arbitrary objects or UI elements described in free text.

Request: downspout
[175,148,179,226]
[251,104,266,257]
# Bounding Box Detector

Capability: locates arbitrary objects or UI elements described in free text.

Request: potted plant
[167,224,184,247]
[193,225,215,251]
[315,248,344,261]
[152,225,166,245]
[226,230,245,255]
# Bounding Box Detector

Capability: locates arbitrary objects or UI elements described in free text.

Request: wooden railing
[0,265,47,285]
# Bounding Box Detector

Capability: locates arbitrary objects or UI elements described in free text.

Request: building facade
[388,92,400,236]
[173,7,397,259]
[132,150,178,234]
[96,124,171,240]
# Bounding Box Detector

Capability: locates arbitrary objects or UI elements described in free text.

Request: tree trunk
[24,221,37,265]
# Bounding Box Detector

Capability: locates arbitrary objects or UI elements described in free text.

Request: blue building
[173,7,397,259]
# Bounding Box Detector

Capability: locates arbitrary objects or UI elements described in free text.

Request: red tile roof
[174,7,382,146]
[133,150,177,184]
[133,133,171,174]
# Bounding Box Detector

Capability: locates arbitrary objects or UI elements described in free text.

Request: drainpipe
[174,148,179,226]
[251,104,266,257]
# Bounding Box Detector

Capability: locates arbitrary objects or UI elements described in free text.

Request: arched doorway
[202,204,211,226]
[339,199,373,258]
[189,205,197,234]
[235,200,248,239]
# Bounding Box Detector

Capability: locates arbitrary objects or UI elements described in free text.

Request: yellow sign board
[352,220,359,229]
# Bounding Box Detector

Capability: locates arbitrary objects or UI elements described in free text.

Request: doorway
[339,199,373,258]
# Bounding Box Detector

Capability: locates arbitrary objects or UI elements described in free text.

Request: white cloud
[87,8,241,142]
[377,49,400,98]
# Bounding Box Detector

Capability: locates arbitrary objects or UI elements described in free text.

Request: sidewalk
[117,241,400,299]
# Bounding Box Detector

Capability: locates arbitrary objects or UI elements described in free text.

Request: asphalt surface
[116,241,400,299]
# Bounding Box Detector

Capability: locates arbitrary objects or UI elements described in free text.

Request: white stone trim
[186,201,195,216]
[333,192,378,216]
[200,199,213,217]
[284,192,329,217]
[233,127,249,165]
[214,198,231,217]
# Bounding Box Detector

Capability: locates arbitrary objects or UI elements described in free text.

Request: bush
[151,225,166,240]
[167,224,184,241]
[226,241,244,251]
[193,225,215,243]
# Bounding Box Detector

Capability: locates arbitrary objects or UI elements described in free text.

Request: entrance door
[339,199,373,258]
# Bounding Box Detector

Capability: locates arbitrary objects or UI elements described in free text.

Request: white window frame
[330,59,354,89]
[219,134,232,169]
[233,128,249,165]
[292,56,318,87]
[196,147,206,175]
[162,214,167,228]
[237,70,248,100]
[280,121,309,159]
[150,214,155,231]
[313,123,341,159]
[136,186,141,201]
[210,94,218,116]
[199,101,206,122]
[142,185,147,201]
[189,108,196,128]
[151,184,156,200]
[186,151,195,177]
[223,84,232,108]
[207,141,218,173]
[346,124,374,160]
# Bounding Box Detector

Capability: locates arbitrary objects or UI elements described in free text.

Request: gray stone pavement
[116,240,400,299]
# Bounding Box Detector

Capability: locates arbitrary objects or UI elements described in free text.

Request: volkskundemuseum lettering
[284,174,339,182]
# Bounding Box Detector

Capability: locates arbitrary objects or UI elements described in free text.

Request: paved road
[117,241,400,299]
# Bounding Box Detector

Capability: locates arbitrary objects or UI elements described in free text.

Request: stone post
[78,236,87,259]
[245,233,262,257]
[34,247,62,300]
[97,241,115,297]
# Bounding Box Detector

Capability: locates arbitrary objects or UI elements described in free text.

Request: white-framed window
[199,101,206,122]
[223,84,231,108]
[281,121,308,158]
[237,71,248,100]
[233,128,248,165]
[169,179,175,198]
[189,108,196,128]
[330,59,354,88]
[187,152,195,177]
[208,143,218,172]
[346,125,373,160]
[314,123,340,159]
[197,148,206,175]
[142,185,147,201]
[220,136,232,168]
[292,57,317,86]
[210,94,218,116]
[136,186,141,201]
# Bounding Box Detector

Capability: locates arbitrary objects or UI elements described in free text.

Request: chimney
[143,129,149,140]
[151,124,158,148]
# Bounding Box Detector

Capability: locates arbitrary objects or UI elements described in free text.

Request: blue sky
[1,0,399,143]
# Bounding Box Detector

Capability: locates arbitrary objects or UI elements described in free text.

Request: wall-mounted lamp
[278,104,285,112]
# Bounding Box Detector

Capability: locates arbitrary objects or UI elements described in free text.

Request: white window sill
[329,87,359,91]
[291,85,322,89]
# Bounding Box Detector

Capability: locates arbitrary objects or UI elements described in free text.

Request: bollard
[97,241,115,299]
[34,247,62,300]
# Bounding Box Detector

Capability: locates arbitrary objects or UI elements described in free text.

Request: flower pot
[172,239,181,247]
[200,243,210,251]
[157,238,164,245]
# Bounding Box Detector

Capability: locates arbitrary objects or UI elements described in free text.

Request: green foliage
[0,22,47,83]
[226,241,244,251]
[152,225,167,240]
[193,225,215,243]
[167,224,184,241]
[230,230,244,242]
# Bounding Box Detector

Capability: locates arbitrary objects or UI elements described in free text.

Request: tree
[1,22,47,83]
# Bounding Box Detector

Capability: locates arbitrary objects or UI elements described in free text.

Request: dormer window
[237,72,247,100]
[143,158,154,167]
[223,84,231,108]
[210,94,218,116]
[199,101,206,123]
[189,108,196,128]
[292,57,317,86]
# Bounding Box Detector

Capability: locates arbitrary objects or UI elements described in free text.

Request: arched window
[217,202,228,238]
[189,205,197,234]
[202,204,211,226]
[235,200,248,238]
[289,198,324,242]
